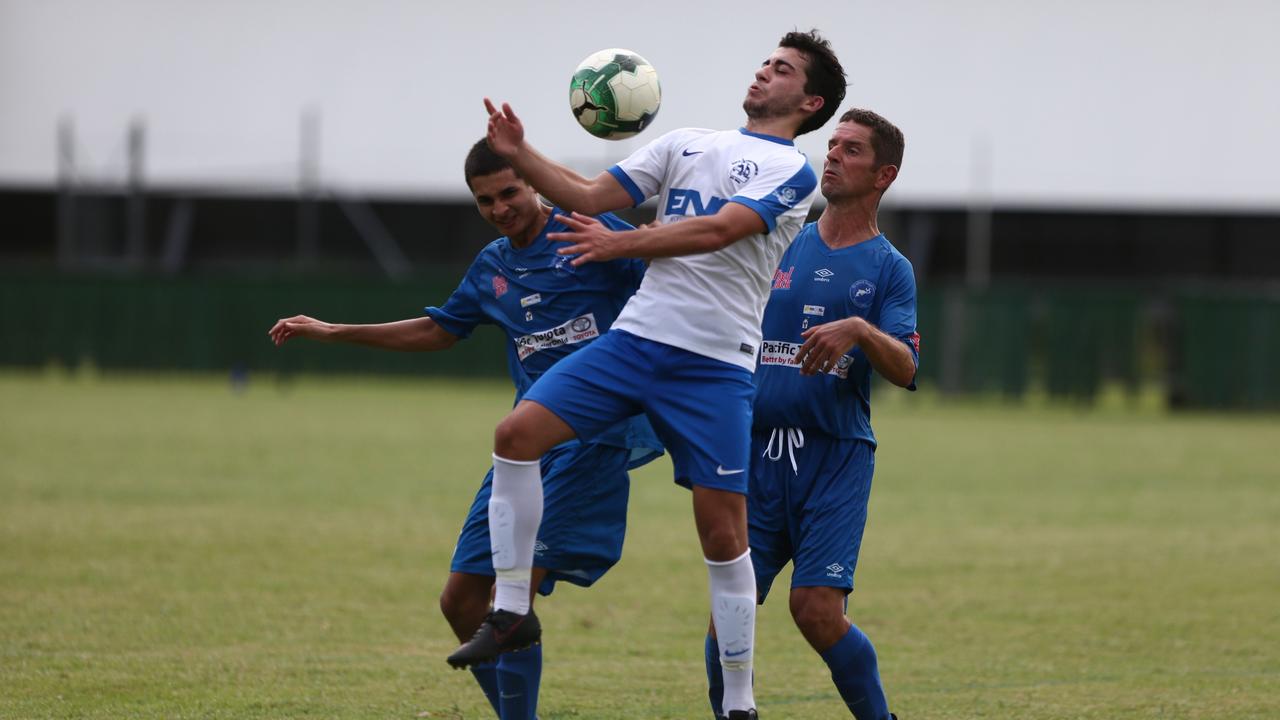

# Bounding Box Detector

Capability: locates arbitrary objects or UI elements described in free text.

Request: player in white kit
[449,30,847,719]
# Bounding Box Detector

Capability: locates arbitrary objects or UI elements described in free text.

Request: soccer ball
[569,48,661,140]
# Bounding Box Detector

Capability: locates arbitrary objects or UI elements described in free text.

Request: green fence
[0,273,508,379]
[1177,293,1280,409]
[2,273,1278,409]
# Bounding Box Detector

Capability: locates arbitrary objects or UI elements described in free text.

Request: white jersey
[606,128,818,371]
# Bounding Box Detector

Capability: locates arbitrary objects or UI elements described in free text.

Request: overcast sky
[2,0,1278,209]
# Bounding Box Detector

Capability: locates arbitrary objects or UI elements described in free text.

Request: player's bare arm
[269,315,458,352]
[547,204,766,266]
[794,316,916,386]
[483,98,632,215]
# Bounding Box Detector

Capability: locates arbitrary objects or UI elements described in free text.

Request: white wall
[2,0,1278,208]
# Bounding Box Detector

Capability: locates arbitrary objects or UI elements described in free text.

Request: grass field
[1,371,1278,719]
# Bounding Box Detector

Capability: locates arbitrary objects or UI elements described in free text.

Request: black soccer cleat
[726,710,757,720]
[446,609,542,669]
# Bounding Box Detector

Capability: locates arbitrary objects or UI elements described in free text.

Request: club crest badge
[850,279,876,308]
[729,159,758,185]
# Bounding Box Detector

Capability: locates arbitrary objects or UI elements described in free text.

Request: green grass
[1,372,1277,719]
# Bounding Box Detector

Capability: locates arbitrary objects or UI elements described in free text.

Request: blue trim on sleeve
[607,166,645,207]
[728,196,777,233]
[738,162,817,226]
[424,306,473,340]
[738,127,794,146]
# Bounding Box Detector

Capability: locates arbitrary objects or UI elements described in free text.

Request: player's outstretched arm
[548,204,765,265]
[794,317,916,386]
[268,315,458,352]
[483,98,632,215]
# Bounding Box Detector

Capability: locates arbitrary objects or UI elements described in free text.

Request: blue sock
[704,633,724,718]
[496,643,542,720]
[819,624,890,720]
[469,661,501,717]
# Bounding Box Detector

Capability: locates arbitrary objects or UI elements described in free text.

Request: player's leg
[442,470,511,711]
[440,571,502,715]
[438,568,548,719]
[704,429,794,719]
[643,345,757,718]
[446,402,574,669]
[485,334,643,617]
[693,488,755,718]
[489,400,575,614]
[789,587,889,719]
[495,567,548,720]
[495,442,632,720]
[787,438,891,720]
[451,340,643,668]
[440,571,497,642]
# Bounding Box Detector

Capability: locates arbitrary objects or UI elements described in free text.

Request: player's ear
[875,164,899,191]
[802,94,825,116]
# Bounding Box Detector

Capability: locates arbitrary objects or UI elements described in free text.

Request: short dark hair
[839,108,905,170]
[464,138,518,187]
[779,29,847,136]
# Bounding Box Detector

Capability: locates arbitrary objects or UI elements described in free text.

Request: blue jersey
[752,224,920,446]
[425,208,661,462]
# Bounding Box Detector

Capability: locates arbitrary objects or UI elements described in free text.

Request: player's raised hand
[795,317,866,376]
[483,98,524,158]
[268,315,334,346]
[548,212,621,266]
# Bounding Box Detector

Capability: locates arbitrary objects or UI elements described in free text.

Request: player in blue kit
[449,30,847,720]
[268,139,661,720]
[703,109,916,720]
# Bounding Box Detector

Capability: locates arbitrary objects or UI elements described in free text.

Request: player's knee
[493,413,533,459]
[692,489,749,560]
[493,406,563,460]
[438,586,463,622]
[698,522,747,561]
[438,583,480,624]
[789,588,846,638]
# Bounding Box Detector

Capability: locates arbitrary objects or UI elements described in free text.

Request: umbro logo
[815,268,834,278]
[825,562,844,578]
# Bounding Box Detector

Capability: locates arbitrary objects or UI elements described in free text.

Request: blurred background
[2,0,1278,408]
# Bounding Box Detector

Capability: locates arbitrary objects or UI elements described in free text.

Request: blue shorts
[748,429,875,602]
[523,330,755,494]
[451,441,630,595]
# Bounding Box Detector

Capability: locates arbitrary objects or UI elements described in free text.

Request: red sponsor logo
[908,332,921,354]
[772,265,794,290]
[493,275,508,298]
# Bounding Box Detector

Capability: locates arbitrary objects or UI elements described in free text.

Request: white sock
[489,453,543,615]
[707,549,756,713]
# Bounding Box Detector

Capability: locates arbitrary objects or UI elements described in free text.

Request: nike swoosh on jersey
[682,149,704,156]
[715,465,745,476]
